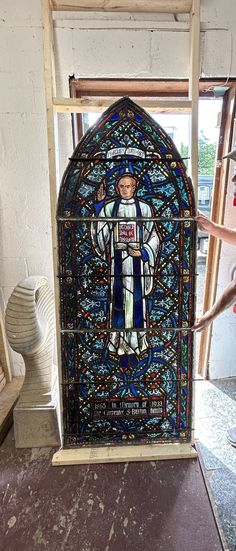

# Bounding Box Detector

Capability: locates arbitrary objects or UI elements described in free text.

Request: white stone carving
[5,276,60,447]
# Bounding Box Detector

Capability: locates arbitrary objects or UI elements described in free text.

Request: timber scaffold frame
[41,0,200,465]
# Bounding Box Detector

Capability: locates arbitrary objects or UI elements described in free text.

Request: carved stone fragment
[5,276,60,447]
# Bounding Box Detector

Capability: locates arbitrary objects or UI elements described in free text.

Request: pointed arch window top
[57,97,195,221]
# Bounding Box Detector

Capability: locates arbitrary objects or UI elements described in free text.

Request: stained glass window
[57,97,196,447]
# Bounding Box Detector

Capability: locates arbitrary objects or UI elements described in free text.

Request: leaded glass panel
[57,97,196,447]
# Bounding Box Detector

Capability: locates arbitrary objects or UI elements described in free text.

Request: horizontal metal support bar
[60,379,192,383]
[57,271,199,280]
[53,97,192,114]
[68,156,189,163]
[61,327,194,333]
[57,217,195,222]
[60,380,193,387]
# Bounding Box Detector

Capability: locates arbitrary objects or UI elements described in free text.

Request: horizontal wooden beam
[53,97,192,113]
[52,443,197,465]
[51,0,193,13]
[73,79,191,97]
[70,78,236,98]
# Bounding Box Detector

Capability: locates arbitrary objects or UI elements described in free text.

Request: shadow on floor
[195,378,236,551]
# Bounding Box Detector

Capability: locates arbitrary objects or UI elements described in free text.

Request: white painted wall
[1,0,236,376]
[53,12,236,96]
[0,0,54,374]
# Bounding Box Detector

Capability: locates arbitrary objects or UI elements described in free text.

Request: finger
[193,321,203,331]
[192,317,202,328]
[194,318,209,331]
[195,324,207,332]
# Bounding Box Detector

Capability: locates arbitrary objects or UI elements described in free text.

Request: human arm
[195,211,236,246]
[193,278,236,332]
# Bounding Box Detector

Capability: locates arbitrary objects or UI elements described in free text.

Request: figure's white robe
[91,198,159,356]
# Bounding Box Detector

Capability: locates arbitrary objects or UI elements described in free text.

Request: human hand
[193,310,214,332]
[128,246,141,257]
[96,181,106,201]
[195,210,215,233]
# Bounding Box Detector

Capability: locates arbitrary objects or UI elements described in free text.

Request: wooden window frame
[69,77,236,379]
[69,77,236,145]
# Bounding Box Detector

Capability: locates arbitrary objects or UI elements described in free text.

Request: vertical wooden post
[189,0,200,204]
[41,0,62,439]
[189,0,200,444]
[198,87,236,378]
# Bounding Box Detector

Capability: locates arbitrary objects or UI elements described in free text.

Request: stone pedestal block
[14,405,60,448]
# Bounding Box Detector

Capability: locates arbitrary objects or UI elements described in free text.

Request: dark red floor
[0,430,223,551]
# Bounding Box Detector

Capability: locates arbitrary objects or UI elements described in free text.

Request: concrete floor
[195,254,236,551]
[195,378,236,551]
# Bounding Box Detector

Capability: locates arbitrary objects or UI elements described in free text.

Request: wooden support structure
[189,0,200,201]
[198,86,236,378]
[42,0,200,463]
[51,0,193,13]
[41,0,63,441]
[53,97,192,114]
[52,443,197,465]
[67,78,228,98]
[188,1,199,440]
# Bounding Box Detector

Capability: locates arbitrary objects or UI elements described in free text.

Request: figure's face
[117,177,136,199]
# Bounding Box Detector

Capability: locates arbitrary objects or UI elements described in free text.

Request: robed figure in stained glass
[91,173,160,358]
[58,97,196,446]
